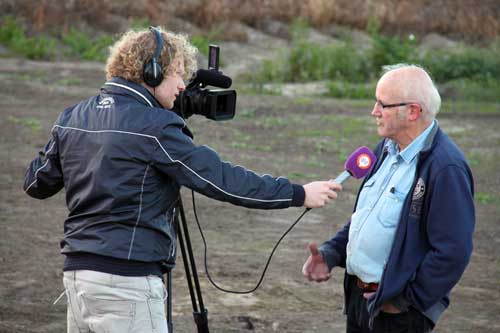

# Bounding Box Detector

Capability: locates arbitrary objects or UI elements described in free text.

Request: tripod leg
[176,213,199,313]
[166,271,173,333]
[176,199,209,333]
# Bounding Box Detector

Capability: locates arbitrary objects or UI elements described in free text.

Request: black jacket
[24,77,305,270]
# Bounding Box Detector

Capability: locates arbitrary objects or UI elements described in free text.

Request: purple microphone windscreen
[195,69,232,88]
[332,146,376,184]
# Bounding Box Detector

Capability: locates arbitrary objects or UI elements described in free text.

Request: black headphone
[143,26,164,87]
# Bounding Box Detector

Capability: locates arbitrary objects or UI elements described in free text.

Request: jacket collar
[101,77,163,108]
[367,120,441,179]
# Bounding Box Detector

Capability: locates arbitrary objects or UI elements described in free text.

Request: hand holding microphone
[303,181,342,208]
[303,146,376,209]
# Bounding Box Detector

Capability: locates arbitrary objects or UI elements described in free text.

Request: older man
[303,64,475,332]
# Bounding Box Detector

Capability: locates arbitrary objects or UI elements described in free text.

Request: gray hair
[381,64,441,121]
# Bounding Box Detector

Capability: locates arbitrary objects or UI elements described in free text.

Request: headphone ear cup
[143,61,164,87]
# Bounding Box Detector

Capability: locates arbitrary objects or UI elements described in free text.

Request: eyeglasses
[375,100,413,109]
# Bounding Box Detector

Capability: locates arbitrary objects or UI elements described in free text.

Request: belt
[356,277,379,292]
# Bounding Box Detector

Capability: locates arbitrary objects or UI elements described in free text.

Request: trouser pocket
[80,294,135,332]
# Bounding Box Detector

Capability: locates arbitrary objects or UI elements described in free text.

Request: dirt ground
[0,57,499,333]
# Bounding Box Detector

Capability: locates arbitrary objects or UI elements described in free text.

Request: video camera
[173,45,236,121]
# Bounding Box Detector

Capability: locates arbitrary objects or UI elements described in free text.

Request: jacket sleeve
[402,164,475,312]
[151,120,305,209]
[23,133,64,199]
[319,220,351,270]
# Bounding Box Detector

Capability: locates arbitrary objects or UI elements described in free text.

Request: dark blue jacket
[24,77,305,269]
[319,124,475,325]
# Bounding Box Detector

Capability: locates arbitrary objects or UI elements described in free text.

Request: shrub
[62,28,114,62]
[0,16,56,60]
[439,78,500,103]
[419,47,500,82]
[367,17,418,74]
[255,20,370,83]
[326,81,375,99]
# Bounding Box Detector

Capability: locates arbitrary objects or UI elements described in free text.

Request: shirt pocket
[357,177,376,205]
[377,188,406,228]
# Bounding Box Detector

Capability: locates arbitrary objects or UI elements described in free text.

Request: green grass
[6,116,42,131]
[255,115,303,128]
[476,192,497,205]
[305,155,327,168]
[55,77,83,86]
[440,101,500,114]
[293,97,314,105]
[0,70,47,81]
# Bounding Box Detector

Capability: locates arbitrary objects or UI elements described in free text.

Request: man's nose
[178,81,186,91]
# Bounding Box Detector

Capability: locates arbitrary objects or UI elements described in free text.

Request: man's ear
[408,104,422,121]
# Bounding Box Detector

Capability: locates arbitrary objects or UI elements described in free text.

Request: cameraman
[23,27,341,333]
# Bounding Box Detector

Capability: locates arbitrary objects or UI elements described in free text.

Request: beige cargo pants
[63,270,168,333]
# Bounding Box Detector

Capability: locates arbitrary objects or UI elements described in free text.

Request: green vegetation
[0,16,56,60]
[250,20,370,84]
[0,16,115,61]
[191,34,213,58]
[327,81,375,99]
[251,19,500,103]
[130,17,151,30]
[62,28,114,62]
[476,192,497,205]
[6,116,42,131]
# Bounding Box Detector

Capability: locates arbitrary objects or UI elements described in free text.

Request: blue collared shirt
[346,121,436,283]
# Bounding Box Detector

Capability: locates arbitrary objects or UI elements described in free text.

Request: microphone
[193,69,232,88]
[332,146,377,184]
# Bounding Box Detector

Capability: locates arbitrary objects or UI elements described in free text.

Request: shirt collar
[384,120,437,164]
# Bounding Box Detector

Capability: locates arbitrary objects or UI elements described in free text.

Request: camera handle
[166,197,209,333]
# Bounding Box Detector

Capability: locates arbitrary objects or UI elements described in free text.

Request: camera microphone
[194,69,232,89]
[332,146,377,184]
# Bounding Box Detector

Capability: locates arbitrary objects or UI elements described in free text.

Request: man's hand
[380,302,402,314]
[303,181,342,208]
[302,242,331,282]
[362,293,402,314]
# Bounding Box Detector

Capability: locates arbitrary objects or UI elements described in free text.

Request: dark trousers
[346,277,433,333]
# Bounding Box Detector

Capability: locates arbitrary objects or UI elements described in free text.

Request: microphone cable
[190,190,310,294]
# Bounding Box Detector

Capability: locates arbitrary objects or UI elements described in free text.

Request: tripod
[166,197,209,333]
[164,193,310,332]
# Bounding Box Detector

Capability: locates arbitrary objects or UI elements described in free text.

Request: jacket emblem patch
[412,177,425,201]
[410,177,425,217]
[97,97,115,109]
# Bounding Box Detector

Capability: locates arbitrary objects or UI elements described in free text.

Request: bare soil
[0,57,499,333]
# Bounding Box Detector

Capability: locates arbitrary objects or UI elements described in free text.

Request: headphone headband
[149,26,163,64]
[143,26,164,87]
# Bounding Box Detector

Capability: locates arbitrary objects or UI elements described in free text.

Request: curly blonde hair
[105,27,198,82]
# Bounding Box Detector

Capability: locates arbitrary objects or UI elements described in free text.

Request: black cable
[190,190,310,294]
